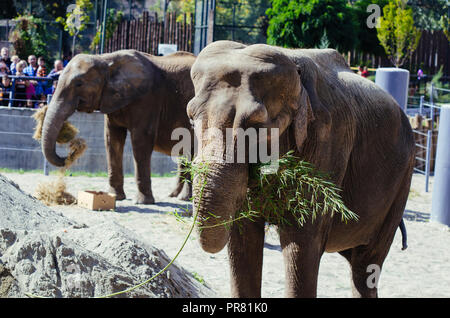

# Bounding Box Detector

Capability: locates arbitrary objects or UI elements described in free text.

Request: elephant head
[188,41,321,253]
[41,50,155,167]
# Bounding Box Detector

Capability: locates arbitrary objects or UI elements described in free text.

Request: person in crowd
[14,60,28,107]
[0,74,12,106]
[47,59,64,81]
[23,55,38,77]
[0,62,9,76]
[361,66,369,78]
[37,94,47,108]
[63,52,72,67]
[0,47,11,70]
[35,56,48,100]
[37,57,47,77]
[44,79,58,96]
[9,55,19,75]
[357,65,363,76]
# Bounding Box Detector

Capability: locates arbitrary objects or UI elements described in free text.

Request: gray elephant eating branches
[188,41,415,298]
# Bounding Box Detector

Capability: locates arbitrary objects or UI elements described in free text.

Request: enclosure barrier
[0,75,54,108]
[431,104,450,226]
[408,84,448,192]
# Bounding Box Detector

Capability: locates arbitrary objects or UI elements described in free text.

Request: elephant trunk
[193,158,248,254]
[41,96,77,167]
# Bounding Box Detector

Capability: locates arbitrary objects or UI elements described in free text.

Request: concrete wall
[0,107,177,175]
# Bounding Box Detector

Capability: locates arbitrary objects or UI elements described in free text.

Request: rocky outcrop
[0,174,212,298]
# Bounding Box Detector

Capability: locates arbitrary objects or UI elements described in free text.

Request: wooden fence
[100,12,194,55]
[348,30,449,77]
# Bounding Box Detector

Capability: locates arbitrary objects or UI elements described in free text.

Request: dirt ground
[2,171,450,298]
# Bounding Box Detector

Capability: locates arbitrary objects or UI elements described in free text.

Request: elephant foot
[135,192,155,205]
[168,185,183,198]
[177,184,192,201]
[108,187,126,201]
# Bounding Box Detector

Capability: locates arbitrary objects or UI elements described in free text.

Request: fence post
[8,91,13,108]
[43,94,53,176]
[419,95,424,115]
[9,78,16,108]
[425,129,432,193]
[431,104,450,226]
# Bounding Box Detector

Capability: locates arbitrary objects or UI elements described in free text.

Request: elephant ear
[293,82,314,149]
[100,51,153,114]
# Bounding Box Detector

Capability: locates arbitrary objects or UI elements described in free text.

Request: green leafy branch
[180,150,358,231]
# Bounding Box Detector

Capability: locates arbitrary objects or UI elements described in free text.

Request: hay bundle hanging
[32,106,88,206]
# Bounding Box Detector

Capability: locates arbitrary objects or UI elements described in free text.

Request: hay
[32,106,79,144]
[34,173,77,206]
[65,138,87,169]
[32,106,88,206]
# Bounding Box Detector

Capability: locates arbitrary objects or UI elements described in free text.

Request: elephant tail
[398,219,408,250]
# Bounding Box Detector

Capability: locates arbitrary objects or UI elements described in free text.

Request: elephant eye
[75,82,83,87]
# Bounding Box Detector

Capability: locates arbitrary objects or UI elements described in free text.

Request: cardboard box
[77,191,116,211]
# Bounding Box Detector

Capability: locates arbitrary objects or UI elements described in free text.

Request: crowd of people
[0,47,67,108]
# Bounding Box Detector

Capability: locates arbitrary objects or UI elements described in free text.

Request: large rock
[0,174,212,298]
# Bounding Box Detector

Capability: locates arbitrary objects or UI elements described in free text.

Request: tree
[167,0,195,22]
[9,14,49,60]
[266,0,359,52]
[56,0,94,55]
[90,8,124,51]
[377,0,421,67]
[352,0,388,56]
[215,0,271,43]
[407,0,448,31]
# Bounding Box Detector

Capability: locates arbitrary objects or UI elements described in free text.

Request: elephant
[188,41,415,297]
[40,49,195,204]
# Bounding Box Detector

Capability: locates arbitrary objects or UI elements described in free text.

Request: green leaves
[182,150,358,230]
[57,0,93,36]
[245,151,358,227]
[266,0,359,52]
[376,0,421,67]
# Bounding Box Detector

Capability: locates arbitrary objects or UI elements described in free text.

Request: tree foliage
[407,0,448,31]
[266,0,359,52]
[9,14,49,60]
[215,0,271,43]
[90,8,124,51]
[377,0,421,67]
[352,0,389,56]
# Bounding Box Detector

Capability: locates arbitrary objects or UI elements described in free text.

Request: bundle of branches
[243,151,358,227]
[32,106,87,206]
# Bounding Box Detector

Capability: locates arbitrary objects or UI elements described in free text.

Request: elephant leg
[228,218,265,298]
[168,159,187,198]
[168,159,192,201]
[279,228,324,298]
[340,170,412,298]
[178,180,192,201]
[130,131,155,205]
[105,123,127,200]
[338,246,383,298]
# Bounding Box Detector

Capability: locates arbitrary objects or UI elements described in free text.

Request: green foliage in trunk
[243,151,358,227]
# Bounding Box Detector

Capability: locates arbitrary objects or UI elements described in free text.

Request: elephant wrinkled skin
[40,50,195,204]
[188,41,415,298]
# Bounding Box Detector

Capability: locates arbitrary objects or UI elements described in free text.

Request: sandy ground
[2,171,450,298]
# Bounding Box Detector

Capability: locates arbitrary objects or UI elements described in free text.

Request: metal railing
[0,75,54,108]
[408,84,449,192]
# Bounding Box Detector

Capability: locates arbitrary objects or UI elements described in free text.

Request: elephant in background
[188,41,415,297]
[40,49,195,204]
